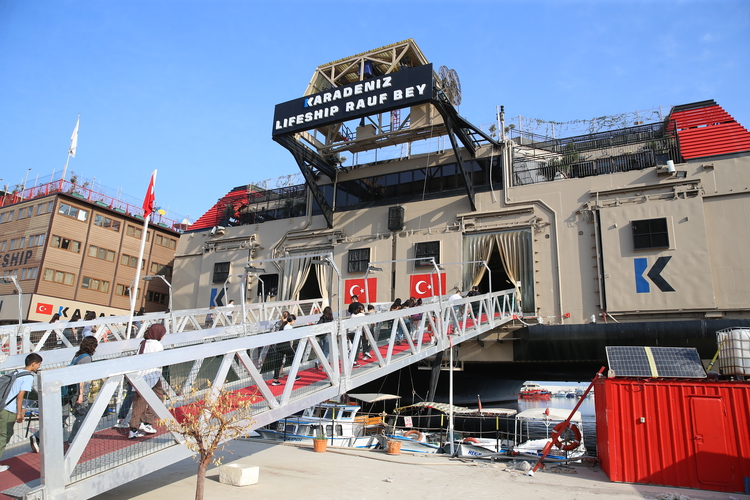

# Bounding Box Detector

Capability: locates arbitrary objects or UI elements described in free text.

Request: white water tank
[716,327,750,377]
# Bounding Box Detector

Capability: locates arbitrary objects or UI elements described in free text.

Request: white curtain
[463,229,534,312]
[315,262,332,307]
[462,234,494,289]
[282,255,313,301]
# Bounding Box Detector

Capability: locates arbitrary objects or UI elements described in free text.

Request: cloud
[701,33,714,43]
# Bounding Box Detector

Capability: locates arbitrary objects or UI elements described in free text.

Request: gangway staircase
[0,289,517,500]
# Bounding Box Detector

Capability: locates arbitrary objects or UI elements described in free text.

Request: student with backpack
[1,353,43,473]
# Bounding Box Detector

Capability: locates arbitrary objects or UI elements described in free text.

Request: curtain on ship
[282,255,312,301]
[314,261,331,307]
[462,228,534,313]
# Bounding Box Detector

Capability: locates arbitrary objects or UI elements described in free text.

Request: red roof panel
[670,103,750,159]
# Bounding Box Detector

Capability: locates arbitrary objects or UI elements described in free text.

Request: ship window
[415,241,440,268]
[348,248,370,273]
[632,218,669,250]
[257,273,279,298]
[213,262,230,284]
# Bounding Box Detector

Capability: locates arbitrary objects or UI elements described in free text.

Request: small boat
[513,407,587,460]
[254,402,383,448]
[518,381,551,400]
[566,392,576,398]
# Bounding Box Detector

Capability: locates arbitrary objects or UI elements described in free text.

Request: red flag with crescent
[344,278,377,304]
[36,302,54,315]
[409,273,446,299]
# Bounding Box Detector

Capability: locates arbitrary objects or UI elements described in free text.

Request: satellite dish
[438,65,462,106]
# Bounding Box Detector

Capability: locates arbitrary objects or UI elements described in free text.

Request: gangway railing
[0,289,516,500]
[0,297,328,357]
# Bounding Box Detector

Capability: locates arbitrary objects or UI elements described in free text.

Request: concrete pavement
[92,439,749,500]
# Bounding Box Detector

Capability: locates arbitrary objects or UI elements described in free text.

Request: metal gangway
[0,289,517,500]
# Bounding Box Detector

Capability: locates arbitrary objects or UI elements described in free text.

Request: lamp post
[363,264,383,305]
[310,254,343,379]
[1,276,24,354]
[243,264,267,326]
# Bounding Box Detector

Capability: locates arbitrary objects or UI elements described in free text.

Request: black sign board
[272,63,434,136]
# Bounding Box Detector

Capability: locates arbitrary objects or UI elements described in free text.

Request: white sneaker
[114,419,130,429]
[0,465,9,472]
[128,429,146,439]
[139,423,157,434]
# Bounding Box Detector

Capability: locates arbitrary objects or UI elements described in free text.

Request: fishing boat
[518,381,551,400]
[254,402,383,448]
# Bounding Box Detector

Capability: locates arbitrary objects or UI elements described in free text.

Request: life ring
[551,421,581,451]
[463,437,481,444]
[403,430,423,441]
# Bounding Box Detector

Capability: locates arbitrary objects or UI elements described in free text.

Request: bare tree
[160,384,258,500]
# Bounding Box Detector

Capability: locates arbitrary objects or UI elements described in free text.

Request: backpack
[61,353,91,404]
[0,370,34,408]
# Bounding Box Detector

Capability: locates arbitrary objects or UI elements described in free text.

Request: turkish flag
[409,273,447,299]
[36,302,53,315]
[344,278,377,304]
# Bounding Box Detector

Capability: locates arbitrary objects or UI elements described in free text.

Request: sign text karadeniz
[272,64,433,136]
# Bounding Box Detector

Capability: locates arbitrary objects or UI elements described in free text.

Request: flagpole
[62,114,80,183]
[127,169,157,338]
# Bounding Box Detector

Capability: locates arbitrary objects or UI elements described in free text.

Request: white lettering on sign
[274,72,425,132]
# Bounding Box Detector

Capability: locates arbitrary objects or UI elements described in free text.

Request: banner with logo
[28,294,129,322]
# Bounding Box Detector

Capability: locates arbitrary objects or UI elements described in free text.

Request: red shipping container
[595,377,750,493]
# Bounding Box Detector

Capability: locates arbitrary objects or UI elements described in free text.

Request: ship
[171,39,750,404]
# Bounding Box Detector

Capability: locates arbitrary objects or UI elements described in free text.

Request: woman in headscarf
[128,323,166,439]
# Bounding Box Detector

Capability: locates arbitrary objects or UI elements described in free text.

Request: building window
[115,283,140,298]
[94,214,121,232]
[0,211,13,223]
[28,234,46,247]
[2,269,19,277]
[81,276,110,293]
[120,253,145,269]
[632,218,670,250]
[155,234,177,249]
[50,235,81,253]
[58,203,89,222]
[9,238,25,251]
[42,268,76,286]
[347,248,370,273]
[0,241,5,252]
[415,241,440,268]
[125,225,150,240]
[20,268,38,280]
[150,262,173,278]
[146,290,167,304]
[213,262,230,284]
[36,201,54,215]
[17,207,33,219]
[88,245,116,262]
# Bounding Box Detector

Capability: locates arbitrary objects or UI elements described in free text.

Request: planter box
[219,464,259,487]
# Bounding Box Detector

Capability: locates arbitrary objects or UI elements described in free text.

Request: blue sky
[1,0,748,223]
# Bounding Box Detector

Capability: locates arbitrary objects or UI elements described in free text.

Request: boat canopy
[516,407,582,422]
[348,393,402,403]
[394,401,516,416]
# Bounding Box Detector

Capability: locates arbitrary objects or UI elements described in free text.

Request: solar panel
[606,346,706,378]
